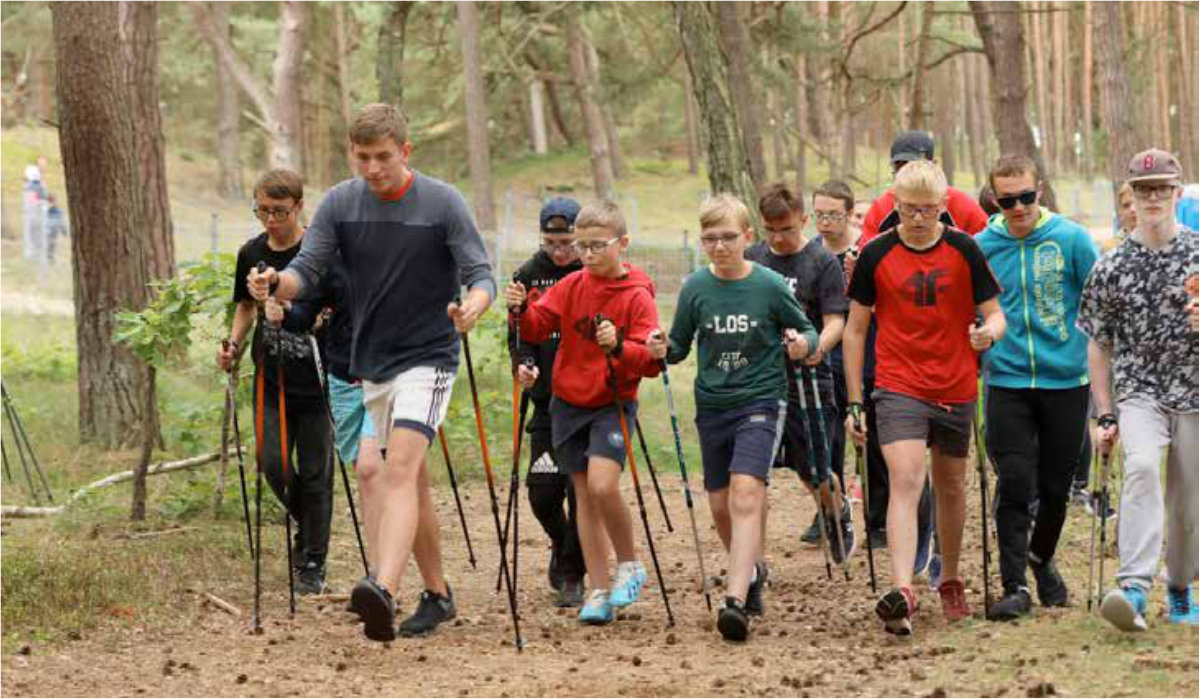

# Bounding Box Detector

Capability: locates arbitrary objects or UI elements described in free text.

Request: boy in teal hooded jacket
[973,155,1098,621]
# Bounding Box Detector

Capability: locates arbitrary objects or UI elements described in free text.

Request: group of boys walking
[218,101,1197,645]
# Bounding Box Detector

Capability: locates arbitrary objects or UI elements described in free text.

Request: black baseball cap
[539,197,581,233]
[890,130,936,164]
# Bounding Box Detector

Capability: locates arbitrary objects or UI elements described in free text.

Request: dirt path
[3,476,1197,697]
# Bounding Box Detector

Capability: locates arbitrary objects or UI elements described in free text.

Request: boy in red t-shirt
[843,160,1006,635]
[505,201,661,626]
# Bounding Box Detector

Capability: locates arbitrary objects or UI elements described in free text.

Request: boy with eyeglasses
[646,194,816,641]
[844,160,1006,635]
[747,183,856,566]
[974,154,1099,621]
[1079,149,1199,631]
[217,168,335,596]
[505,200,661,626]
[508,197,588,608]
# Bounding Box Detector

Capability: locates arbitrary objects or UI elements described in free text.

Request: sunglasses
[996,190,1038,210]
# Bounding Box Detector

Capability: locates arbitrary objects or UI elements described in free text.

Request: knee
[729,481,764,519]
[588,476,621,503]
[708,491,731,521]
[380,451,422,489]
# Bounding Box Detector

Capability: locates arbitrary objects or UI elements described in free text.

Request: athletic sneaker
[987,587,1032,621]
[294,561,328,596]
[397,586,457,637]
[1069,483,1091,508]
[822,500,857,564]
[1100,586,1148,632]
[609,561,647,608]
[913,516,934,577]
[578,589,614,625]
[717,597,750,642]
[745,562,767,616]
[351,576,397,642]
[926,554,944,590]
[1085,493,1116,521]
[938,578,971,622]
[1030,556,1069,607]
[876,587,917,635]
[800,513,821,546]
[556,579,584,608]
[1167,586,1198,626]
[346,574,373,618]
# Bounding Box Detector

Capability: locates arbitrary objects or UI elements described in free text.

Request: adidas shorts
[363,365,456,446]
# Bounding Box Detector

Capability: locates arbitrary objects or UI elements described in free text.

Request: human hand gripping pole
[596,314,675,626]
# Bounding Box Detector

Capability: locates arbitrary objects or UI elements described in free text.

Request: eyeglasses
[1131,183,1178,201]
[540,238,577,253]
[572,238,621,255]
[814,211,848,223]
[254,207,295,222]
[699,232,743,249]
[896,203,940,219]
[996,190,1038,210]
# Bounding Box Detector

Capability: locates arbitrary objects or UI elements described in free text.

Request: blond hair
[574,200,627,238]
[700,193,752,232]
[894,160,948,200]
[349,103,409,146]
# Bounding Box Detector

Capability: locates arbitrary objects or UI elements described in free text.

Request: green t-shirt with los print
[666,264,818,411]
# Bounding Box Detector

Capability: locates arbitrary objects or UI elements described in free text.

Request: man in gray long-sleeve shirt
[250,104,495,642]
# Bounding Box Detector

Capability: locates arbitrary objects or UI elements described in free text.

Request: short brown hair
[253,169,303,202]
[574,200,628,238]
[988,154,1039,191]
[758,182,805,220]
[349,103,410,147]
[700,194,752,232]
[812,180,854,212]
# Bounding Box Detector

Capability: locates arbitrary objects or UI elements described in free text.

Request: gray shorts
[550,397,637,474]
[873,389,974,458]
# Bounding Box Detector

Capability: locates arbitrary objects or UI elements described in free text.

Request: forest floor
[3,470,1197,698]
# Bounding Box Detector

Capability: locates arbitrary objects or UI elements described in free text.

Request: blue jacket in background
[975,209,1098,390]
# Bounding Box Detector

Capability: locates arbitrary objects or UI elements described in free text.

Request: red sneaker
[938,578,971,622]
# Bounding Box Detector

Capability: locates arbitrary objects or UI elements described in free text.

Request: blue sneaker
[578,589,614,625]
[1101,586,1148,632]
[1167,586,1199,626]
[913,517,934,577]
[609,561,647,608]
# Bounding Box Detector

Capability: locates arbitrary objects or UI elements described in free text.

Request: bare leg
[588,457,637,563]
[573,470,611,591]
[355,436,384,569]
[411,455,449,595]
[373,428,429,596]
[881,439,929,590]
[725,474,767,602]
[929,447,967,583]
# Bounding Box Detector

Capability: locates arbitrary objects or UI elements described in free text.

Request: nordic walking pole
[1095,435,1116,611]
[2,392,40,505]
[805,365,850,582]
[223,341,255,559]
[438,427,477,569]
[460,325,524,652]
[972,412,993,618]
[653,330,712,612]
[2,384,53,503]
[496,382,532,593]
[597,315,674,627]
[1086,442,1100,612]
[849,403,876,593]
[635,417,674,533]
[791,361,833,581]
[1,438,13,485]
[307,336,370,577]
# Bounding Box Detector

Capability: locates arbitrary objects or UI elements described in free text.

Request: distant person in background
[22,160,46,265]
[978,183,1001,218]
[43,194,67,266]
[1108,182,1138,251]
[850,200,871,235]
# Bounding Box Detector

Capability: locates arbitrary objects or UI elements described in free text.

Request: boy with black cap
[509,197,588,608]
[1079,148,1199,630]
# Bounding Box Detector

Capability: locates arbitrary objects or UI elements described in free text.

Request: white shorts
[363,365,456,445]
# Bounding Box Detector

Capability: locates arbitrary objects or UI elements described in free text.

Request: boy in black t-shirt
[216,169,334,595]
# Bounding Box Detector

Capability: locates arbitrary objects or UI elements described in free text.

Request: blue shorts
[696,399,787,492]
[550,397,637,474]
[329,374,376,464]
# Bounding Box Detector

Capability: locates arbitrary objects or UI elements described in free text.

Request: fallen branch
[0,505,62,519]
[121,526,197,540]
[202,591,242,617]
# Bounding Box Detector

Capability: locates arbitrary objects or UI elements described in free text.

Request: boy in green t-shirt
[647,194,817,642]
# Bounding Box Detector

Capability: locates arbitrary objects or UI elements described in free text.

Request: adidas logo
[529,452,558,474]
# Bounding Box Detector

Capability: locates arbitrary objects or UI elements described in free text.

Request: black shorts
[696,399,787,492]
[550,397,637,474]
[873,388,974,458]
[779,400,840,488]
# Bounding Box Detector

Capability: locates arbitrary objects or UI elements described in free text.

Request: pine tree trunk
[683,68,700,175]
[131,367,158,521]
[963,55,986,185]
[528,78,549,155]
[211,2,243,200]
[1175,2,1199,181]
[714,1,767,190]
[792,54,809,193]
[52,1,154,450]
[908,0,936,130]
[376,1,414,108]
[1081,0,1094,178]
[456,1,496,230]
[1093,1,1138,197]
[565,8,615,199]
[584,39,627,180]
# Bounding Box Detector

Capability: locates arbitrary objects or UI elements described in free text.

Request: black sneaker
[351,576,396,642]
[397,586,457,637]
[745,563,767,617]
[800,513,821,546]
[824,501,856,564]
[548,547,563,592]
[1030,557,1069,607]
[555,578,584,608]
[838,498,857,562]
[876,587,916,636]
[717,597,750,642]
[294,562,327,596]
[987,587,1032,621]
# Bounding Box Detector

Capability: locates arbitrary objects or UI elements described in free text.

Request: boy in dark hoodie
[508,197,587,608]
[505,200,661,626]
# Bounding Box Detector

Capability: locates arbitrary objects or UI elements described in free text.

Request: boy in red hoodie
[504,200,661,625]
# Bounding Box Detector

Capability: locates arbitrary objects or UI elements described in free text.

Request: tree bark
[683,67,700,174]
[1081,0,1093,178]
[970,1,1057,210]
[1028,1,1052,175]
[51,1,154,450]
[584,38,627,180]
[673,1,757,223]
[963,55,985,185]
[792,53,809,193]
[1175,2,1199,181]
[528,78,549,155]
[120,2,174,282]
[376,1,414,108]
[565,7,615,199]
[907,0,935,130]
[714,1,767,190]
[456,1,496,231]
[1153,4,1171,153]
[210,2,243,200]
[1092,0,1138,197]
